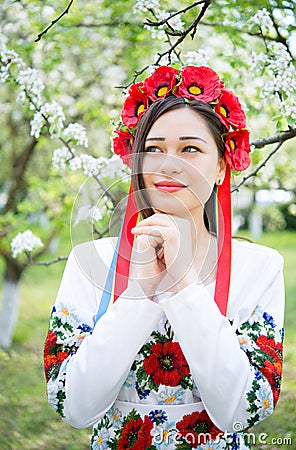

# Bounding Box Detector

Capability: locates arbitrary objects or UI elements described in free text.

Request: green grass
[0,231,295,449]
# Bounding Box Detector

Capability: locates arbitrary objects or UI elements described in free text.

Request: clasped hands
[130,213,198,297]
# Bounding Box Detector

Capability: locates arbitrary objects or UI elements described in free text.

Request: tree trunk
[0,259,23,350]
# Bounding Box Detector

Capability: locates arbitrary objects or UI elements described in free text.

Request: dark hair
[131,96,227,229]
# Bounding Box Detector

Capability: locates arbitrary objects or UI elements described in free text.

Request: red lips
[154,180,187,193]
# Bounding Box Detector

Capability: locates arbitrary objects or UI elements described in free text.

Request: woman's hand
[129,226,166,298]
[131,213,198,292]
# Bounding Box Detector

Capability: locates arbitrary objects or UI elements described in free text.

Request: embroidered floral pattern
[107,409,156,450]
[131,321,193,400]
[236,305,283,427]
[176,410,222,448]
[44,303,93,417]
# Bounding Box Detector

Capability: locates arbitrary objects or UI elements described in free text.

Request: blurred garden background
[0,1,295,449]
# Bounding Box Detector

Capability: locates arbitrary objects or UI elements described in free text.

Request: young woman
[44,66,285,450]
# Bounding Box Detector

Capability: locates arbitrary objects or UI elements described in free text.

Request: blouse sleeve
[159,246,284,433]
[44,242,163,429]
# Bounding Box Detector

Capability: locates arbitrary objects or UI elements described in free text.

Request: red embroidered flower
[224,129,251,171]
[175,66,223,102]
[214,89,246,130]
[256,335,283,406]
[176,410,221,447]
[118,416,153,450]
[143,341,190,386]
[256,336,283,362]
[144,66,178,101]
[122,83,149,128]
[44,330,69,382]
[113,128,134,167]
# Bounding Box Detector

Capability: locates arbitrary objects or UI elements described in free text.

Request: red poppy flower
[143,341,190,386]
[214,89,246,130]
[256,336,283,362]
[176,410,221,447]
[224,129,251,171]
[175,66,223,102]
[144,66,178,101]
[113,128,134,167]
[118,416,153,450]
[122,83,149,128]
[260,359,282,406]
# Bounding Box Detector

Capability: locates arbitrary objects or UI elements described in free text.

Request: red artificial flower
[143,341,190,386]
[176,410,221,447]
[144,66,178,101]
[224,129,251,171]
[214,89,246,130]
[175,66,223,102]
[118,416,153,450]
[113,128,134,167]
[122,83,149,128]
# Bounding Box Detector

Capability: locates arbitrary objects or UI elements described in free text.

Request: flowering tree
[0,0,295,349]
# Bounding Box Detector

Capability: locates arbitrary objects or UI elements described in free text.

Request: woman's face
[141,107,226,218]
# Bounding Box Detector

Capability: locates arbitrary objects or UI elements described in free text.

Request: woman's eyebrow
[145,137,165,141]
[179,136,207,143]
[145,136,207,143]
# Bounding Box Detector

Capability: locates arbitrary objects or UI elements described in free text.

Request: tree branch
[27,255,68,266]
[35,0,74,42]
[252,129,296,149]
[3,137,38,214]
[232,142,284,193]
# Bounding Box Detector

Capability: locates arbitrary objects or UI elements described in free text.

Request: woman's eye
[182,146,201,153]
[144,146,161,153]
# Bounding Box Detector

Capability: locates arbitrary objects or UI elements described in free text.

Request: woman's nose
[159,154,182,175]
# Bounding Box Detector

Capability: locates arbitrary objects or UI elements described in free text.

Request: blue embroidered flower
[254,368,263,381]
[78,323,93,333]
[108,405,123,427]
[158,386,185,405]
[123,370,136,389]
[92,428,110,450]
[254,386,274,418]
[248,305,264,325]
[263,312,276,328]
[135,381,150,399]
[149,409,168,425]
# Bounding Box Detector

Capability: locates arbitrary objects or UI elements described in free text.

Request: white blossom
[249,8,273,32]
[144,24,166,40]
[283,104,296,120]
[30,111,44,138]
[41,100,65,136]
[249,51,268,74]
[0,34,24,83]
[52,147,73,171]
[184,49,210,66]
[16,67,44,108]
[100,154,130,181]
[62,123,88,148]
[167,14,184,32]
[11,230,43,258]
[69,156,82,171]
[80,154,102,176]
[134,0,160,14]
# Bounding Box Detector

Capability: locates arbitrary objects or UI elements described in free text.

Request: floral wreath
[113,65,251,172]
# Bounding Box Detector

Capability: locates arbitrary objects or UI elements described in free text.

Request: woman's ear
[216,157,227,185]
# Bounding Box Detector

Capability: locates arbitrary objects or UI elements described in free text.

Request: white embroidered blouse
[44,237,284,450]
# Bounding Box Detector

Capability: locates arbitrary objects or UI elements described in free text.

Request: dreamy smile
[154,181,187,193]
